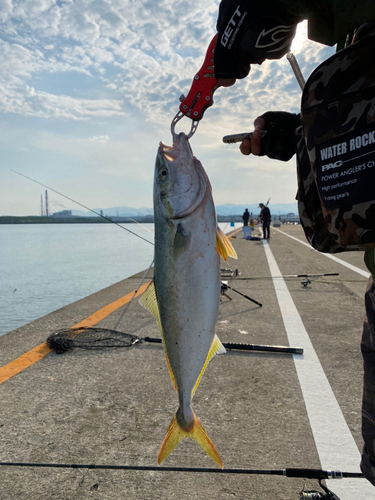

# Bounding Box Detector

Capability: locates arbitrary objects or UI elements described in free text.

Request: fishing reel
[220,281,232,301]
[220,267,240,278]
[301,277,311,288]
[300,481,341,499]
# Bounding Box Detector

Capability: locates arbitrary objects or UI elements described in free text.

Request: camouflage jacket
[296,32,375,253]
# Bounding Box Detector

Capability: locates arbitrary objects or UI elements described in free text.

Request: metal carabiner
[170,110,199,141]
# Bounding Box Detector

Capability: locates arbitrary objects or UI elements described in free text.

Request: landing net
[47,328,138,354]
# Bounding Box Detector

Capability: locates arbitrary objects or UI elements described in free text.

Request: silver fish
[140,132,236,468]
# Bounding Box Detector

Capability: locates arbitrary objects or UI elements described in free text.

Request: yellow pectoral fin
[139,280,177,390]
[216,226,237,262]
[139,280,162,330]
[158,410,223,469]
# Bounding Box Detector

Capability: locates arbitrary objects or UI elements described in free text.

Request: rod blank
[143,337,303,355]
[0,462,364,479]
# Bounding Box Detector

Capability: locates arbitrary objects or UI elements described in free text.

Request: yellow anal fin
[192,334,226,397]
[216,226,237,262]
[158,410,223,469]
[139,280,177,390]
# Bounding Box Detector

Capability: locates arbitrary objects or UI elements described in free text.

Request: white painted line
[273,227,370,278]
[262,240,374,498]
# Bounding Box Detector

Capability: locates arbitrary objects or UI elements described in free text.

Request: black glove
[259,111,301,161]
[215,0,300,79]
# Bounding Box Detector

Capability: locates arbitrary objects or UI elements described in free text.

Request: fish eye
[159,167,168,179]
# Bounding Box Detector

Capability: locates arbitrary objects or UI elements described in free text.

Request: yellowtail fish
[140,132,237,468]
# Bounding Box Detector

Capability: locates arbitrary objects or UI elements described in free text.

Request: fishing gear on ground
[221,267,240,278]
[221,281,262,307]
[0,461,362,498]
[232,273,340,288]
[46,327,303,355]
[0,462,363,478]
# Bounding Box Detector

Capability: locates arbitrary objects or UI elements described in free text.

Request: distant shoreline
[0,216,113,224]
[0,215,245,224]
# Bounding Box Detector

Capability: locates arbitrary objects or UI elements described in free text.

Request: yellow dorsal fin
[158,409,223,468]
[192,334,226,397]
[216,226,237,262]
[139,281,177,389]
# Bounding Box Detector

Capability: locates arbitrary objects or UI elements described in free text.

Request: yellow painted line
[230,227,242,238]
[0,282,150,385]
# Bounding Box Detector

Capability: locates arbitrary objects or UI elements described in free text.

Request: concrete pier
[0,224,373,499]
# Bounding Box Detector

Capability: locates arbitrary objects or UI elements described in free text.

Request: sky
[0,0,335,216]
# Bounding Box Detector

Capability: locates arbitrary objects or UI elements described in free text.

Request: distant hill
[72,206,152,218]
[214,203,298,216]
[72,202,298,218]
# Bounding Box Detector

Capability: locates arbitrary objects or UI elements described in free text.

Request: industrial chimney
[45,190,49,217]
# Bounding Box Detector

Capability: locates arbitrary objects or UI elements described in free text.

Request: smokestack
[40,194,44,216]
[45,190,49,217]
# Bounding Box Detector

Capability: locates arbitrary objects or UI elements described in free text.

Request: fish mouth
[159,142,177,162]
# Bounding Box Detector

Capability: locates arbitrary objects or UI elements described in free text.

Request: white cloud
[0,0,220,121]
[1,3,330,126]
[0,0,13,22]
[88,135,110,143]
[0,81,124,119]
[0,3,337,214]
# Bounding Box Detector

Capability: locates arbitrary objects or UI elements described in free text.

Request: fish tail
[158,409,223,468]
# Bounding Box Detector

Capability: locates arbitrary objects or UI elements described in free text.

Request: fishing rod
[0,461,364,478]
[112,260,154,332]
[11,170,154,246]
[11,170,156,332]
[233,273,339,281]
[47,327,303,355]
[286,52,306,91]
[125,217,154,235]
[221,282,263,307]
[138,336,303,355]
[1,461,359,499]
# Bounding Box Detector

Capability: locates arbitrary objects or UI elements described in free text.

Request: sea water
[0,222,239,336]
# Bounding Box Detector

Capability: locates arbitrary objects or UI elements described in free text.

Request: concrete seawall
[0,225,373,499]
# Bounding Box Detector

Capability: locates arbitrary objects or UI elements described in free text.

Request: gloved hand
[242,112,301,161]
[214,0,300,80]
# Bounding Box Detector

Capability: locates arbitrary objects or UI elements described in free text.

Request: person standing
[242,208,250,226]
[259,203,271,239]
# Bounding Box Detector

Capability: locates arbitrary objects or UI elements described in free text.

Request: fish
[140,132,237,468]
